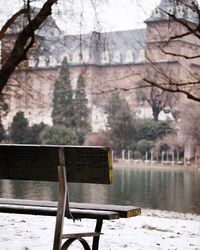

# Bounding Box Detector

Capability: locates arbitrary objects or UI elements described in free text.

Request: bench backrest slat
[0,144,112,184]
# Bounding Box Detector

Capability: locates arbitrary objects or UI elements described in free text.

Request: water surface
[0,166,199,214]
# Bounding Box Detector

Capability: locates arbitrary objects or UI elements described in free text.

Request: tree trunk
[0,0,57,93]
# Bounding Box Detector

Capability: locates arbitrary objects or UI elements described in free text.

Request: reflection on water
[0,167,199,214]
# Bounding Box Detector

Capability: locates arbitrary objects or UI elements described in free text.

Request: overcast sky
[53,0,161,33]
[0,0,161,34]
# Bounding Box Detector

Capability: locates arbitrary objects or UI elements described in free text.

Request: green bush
[136,119,174,141]
[10,111,29,144]
[26,123,46,144]
[40,125,78,145]
[136,139,154,157]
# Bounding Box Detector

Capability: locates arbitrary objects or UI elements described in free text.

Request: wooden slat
[0,203,57,216]
[0,199,141,218]
[69,202,141,218]
[0,144,113,184]
[70,209,119,220]
[0,198,56,207]
[0,203,119,220]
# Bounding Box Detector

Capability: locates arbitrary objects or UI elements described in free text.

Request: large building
[1,0,200,132]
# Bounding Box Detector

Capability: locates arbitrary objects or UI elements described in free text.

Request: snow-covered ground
[0,209,199,250]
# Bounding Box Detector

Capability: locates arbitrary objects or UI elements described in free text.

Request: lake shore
[114,162,200,171]
[0,209,199,250]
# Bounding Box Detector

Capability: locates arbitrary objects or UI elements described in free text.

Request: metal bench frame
[54,148,104,250]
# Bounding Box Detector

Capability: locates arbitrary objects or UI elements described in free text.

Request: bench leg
[92,219,103,250]
[53,149,104,250]
[53,164,67,250]
[60,219,103,250]
[61,237,91,250]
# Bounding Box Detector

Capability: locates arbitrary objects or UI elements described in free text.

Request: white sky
[0,0,161,34]
[53,0,161,33]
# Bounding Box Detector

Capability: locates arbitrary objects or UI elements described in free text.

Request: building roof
[146,0,198,24]
[6,6,62,37]
[3,1,200,68]
[32,28,146,67]
[4,6,147,67]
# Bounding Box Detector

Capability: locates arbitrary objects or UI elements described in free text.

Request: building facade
[1,0,200,133]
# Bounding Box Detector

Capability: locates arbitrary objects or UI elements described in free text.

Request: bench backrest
[0,144,112,184]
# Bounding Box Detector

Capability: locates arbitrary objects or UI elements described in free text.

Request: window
[125,50,134,63]
[38,56,46,67]
[49,56,57,66]
[137,49,145,62]
[28,56,37,67]
[60,53,70,63]
[101,51,109,64]
[113,50,121,63]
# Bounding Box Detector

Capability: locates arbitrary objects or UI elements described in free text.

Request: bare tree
[84,132,111,146]
[137,70,179,121]
[180,100,200,145]
[0,0,58,93]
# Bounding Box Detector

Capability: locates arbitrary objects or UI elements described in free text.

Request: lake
[0,165,199,214]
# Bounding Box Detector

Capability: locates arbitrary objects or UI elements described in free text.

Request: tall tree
[0,121,6,142]
[10,111,29,143]
[73,74,91,144]
[0,93,8,142]
[105,93,136,151]
[52,57,75,128]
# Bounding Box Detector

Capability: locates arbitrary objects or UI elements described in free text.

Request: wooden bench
[0,144,141,250]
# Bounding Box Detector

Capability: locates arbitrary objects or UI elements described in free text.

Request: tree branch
[159,45,200,59]
[0,9,27,40]
[144,78,200,102]
[91,84,152,95]
[0,0,58,93]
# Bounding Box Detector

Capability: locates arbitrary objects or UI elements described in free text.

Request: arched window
[82,50,90,63]
[101,51,109,64]
[28,56,37,67]
[137,49,145,62]
[125,50,134,63]
[113,50,121,63]
[60,53,70,63]
[38,56,46,67]
[49,55,57,67]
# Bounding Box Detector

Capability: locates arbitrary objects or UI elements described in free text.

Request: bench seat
[70,202,141,218]
[0,198,141,219]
